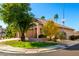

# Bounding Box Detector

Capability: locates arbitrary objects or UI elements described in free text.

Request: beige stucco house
[73,31,79,36]
[25,19,76,39]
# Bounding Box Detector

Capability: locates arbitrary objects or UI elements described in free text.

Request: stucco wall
[60,28,74,39]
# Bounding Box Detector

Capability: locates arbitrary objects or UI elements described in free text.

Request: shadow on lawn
[30,42,57,48]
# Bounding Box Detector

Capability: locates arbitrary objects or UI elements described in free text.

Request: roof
[35,19,74,30]
[37,19,47,25]
[57,24,74,30]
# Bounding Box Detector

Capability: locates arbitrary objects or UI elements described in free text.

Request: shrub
[56,32,67,40]
[39,34,47,38]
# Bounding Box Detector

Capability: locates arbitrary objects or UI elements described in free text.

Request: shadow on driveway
[64,44,79,50]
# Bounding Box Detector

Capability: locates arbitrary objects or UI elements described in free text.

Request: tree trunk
[21,32,25,42]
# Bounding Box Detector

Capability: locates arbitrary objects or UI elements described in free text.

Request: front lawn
[0,40,58,48]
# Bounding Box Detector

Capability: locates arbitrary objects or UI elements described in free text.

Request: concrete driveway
[26,43,79,56]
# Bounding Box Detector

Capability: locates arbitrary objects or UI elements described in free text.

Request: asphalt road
[1,44,79,56]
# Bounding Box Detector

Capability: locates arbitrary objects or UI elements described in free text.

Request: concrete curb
[0,45,64,54]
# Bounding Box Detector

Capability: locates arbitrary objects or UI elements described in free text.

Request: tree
[40,16,45,19]
[5,24,17,38]
[56,31,67,40]
[0,3,34,41]
[42,20,59,41]
[54,14,59,22]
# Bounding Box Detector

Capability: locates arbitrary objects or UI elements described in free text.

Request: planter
[29,38,48,42]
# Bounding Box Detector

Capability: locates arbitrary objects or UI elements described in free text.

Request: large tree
[0,3,34,41]
[42,20,59,41]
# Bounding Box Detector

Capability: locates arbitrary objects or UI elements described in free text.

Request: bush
[56,32,67,40]
[39,34,47,38]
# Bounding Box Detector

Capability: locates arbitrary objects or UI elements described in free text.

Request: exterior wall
[74,31,79,36]
[25,24,75,39]
[26,29,36,38]
[26,25,42,38]
[59,27,74,39]
[16,25,42,38]
[37,25,42,35]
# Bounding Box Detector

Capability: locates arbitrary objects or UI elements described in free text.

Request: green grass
[0,40,58,48]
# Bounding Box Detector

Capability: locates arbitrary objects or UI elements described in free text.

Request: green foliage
[5,24,17,38]
[40,16,45,19]
[0,4,32,24]
[42,20,60,40]
[54,14,59,22]
[0,3,34,41]
[1,40,58,48]
[56,31,67,40]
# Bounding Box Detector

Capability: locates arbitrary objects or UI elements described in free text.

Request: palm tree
[54,14,59,22]
[40,16,45,19]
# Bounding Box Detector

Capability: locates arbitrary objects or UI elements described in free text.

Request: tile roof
[36,19,74,30]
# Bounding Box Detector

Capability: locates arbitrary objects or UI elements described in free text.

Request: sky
[1,3,79,31]
[30,3,79,31]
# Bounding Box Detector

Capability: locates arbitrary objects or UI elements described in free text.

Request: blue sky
[30,3,79,31]
[1,3,79,31]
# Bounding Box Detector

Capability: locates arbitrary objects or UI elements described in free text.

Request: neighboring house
[25,19,75,39]
[0,26,6,39]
